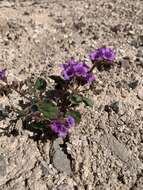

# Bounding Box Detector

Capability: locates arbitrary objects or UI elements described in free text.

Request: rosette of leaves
[29,77,59,130]
[70,94,93,107]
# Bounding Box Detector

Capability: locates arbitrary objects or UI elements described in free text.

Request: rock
[104,105,112,113]
[39,160,49,176]
[131,40,138,47]
[0,104,8,120]
[132,35,143,47]
[136,51,143,66]
[138,152,143,161]
[0,154,6,177]
[50,138,72,175]
[128,30,135,35]
[128,80,138,89]
[101,133,130,162]
[138,35,143,46]
[137,89,143,100]
[57,183,73,190]
[136,49,143,58]
[110,24,121,33]
[52,138,63,151]
[105,101,126,115]
[53,149,72,175]
[121,88,128,98]
[15,119,23,135]
[101,133,143,172]
[110,101,120,113]
[138,57,143,66]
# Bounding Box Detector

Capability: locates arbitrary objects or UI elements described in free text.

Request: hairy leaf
[37,101,58,120]
[70,95,82,105]
[31,122,45,130]
[35,78,47,91]
[83,97,93,107]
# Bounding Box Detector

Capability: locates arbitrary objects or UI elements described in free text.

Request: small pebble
[137,89,143,100]
[121,88,127,98]
[128,80,138,89]
[57,184,73,190]
[52,149,72,175]
[136,49,143,58]
[139,57,143,66]
[110,24,121,33]
[139,152,143,161]
[110,101,119,113]
[0,155,6,177]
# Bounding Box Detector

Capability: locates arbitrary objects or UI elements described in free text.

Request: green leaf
[65,111,81,124]
[37,101,58,120]
[31,122,45,130]
[70,95,82,105]
[35,78,47,91]
[83,97,93,107]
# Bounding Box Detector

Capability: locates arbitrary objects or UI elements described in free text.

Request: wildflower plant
[89,47,116,71]
[0,47,115,138]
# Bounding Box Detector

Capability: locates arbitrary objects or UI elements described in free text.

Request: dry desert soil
[0,0,143,190]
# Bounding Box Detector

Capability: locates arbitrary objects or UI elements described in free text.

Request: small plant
[0,47,115,138]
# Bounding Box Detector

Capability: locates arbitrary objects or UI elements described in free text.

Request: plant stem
[79,88,89,93]
[89,64,96,72]
[13,88,31,101]
[2,80,31,101]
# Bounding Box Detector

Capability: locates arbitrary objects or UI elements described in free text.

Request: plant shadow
[0,116,58,143]
[22,119,57,142]
[95,62,112,71]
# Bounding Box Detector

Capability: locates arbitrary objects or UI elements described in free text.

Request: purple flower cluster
[0,69,6,80]
[50,115,75,138]
[89,47,115,62]
[61,60,95,84]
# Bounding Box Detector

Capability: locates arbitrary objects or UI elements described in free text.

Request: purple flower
[61,59,78,70]
[61,59,78,80]
[61,60,90,80]
[86,73,96,84]
[66,116,75,128]
[62,67,75,80]
[50,120,68,138]
[0,69,6,80]
[74,63,89,77]
[60,59,96,85]
[89,47,115,62]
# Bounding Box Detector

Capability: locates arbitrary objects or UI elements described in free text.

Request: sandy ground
[0,0,143,189]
